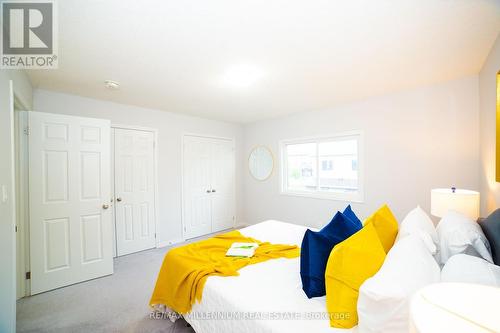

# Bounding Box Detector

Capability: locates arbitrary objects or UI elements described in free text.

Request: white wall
[33,89,244,245]
[243,76,480,228]
[0,70,33,333]
[479,34,500,216]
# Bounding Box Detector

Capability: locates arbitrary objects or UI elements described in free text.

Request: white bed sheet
[185,220,357,333]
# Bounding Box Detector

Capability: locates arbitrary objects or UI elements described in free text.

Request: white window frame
[279,131,364,202]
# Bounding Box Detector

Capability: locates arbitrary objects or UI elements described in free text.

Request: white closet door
[183,136,213,239]
[29,112,113,295]
[114,128,156,256]
[210,139,235,232]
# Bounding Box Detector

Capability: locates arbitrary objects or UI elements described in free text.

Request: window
[281,132,363,202]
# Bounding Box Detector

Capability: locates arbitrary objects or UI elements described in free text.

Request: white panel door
[29,112,113,295]
[210,139,235,232]
[183,136,213,239]
[114,129,156,256]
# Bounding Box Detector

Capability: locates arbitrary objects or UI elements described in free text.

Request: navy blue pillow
[300,211,362,298]
[342,205,362,228]
[479,209,500,265]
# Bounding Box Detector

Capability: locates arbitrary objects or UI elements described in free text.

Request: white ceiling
[28,0,500,123]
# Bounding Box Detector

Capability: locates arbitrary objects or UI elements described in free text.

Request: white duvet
[185,220,357,333]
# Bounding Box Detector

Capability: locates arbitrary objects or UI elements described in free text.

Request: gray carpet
[17,245,196,333]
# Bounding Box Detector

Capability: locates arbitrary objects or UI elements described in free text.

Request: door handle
[116,197,122,202]
[206,190,211,193]
[102,204,109,209]
[211,189,216,193]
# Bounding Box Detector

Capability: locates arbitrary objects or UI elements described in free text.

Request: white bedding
[185,220,357,333]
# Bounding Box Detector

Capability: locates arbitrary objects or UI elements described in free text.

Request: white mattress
[185,220,357,333]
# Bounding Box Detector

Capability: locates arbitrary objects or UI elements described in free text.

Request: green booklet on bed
[225,242,259,257]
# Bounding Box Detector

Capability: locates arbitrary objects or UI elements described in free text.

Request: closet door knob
[211,189,216,193]
[116,197,122,202]
[206,190,211,193]
[102,204,109,210]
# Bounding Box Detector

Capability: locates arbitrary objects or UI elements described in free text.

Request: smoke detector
[104,80,120,90]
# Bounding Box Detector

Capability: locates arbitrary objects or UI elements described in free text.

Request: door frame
[111,124,160,252]
[15,110,31,298]
[181,133,236,240]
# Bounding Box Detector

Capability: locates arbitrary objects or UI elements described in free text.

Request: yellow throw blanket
[149,230,300,314]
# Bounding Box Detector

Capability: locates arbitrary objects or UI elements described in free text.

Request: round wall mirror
[249,146,274,181]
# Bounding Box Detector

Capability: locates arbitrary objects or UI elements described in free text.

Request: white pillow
[441,254,500,287]
[436,210,493,265]
[396,206,438,254]
[357,234,441,333]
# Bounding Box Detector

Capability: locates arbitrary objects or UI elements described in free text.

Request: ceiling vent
[104,80,120,90]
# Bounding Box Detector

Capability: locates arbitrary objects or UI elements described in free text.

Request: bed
[157,207,500,333]
[184,220,357,333]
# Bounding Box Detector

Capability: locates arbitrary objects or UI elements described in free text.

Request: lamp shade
[431,188,480,220]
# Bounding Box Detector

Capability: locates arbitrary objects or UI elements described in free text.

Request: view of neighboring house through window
[281,132,363,202]
[322,160,333,170]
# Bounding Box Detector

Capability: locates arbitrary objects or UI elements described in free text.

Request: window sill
[279,190,364,203]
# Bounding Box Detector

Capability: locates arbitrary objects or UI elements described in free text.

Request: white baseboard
[157,238,184,248]
[235,222,249,228]
[156,223,249,248]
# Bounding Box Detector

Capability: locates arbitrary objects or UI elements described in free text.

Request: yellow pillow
[325,223,386,328]
[363,204,398,253]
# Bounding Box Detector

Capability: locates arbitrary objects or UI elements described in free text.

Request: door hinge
[25,271,31,280]
[154,233,156,239]
[23,126,31,135]
[15,225,18,232]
